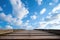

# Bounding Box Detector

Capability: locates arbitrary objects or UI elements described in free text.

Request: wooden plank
[5,33,55,36]
[0,35,60,39]
[0,30,60,39]
[0,30,13,34]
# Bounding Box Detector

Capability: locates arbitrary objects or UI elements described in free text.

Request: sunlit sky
[0,0,60,30]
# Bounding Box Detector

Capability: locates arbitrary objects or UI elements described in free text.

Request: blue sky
[0,0,60,30]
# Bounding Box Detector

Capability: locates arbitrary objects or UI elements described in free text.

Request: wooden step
[4,33,55,36]
[0,30,60,39]
[0,35,60,39]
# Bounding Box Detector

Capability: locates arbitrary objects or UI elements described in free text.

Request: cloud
[50,25,60,29]
[10,0,29,20]
[0,13,21,27]
[24,20,29,26]
[10,0,29,27]
[21,20,34,30]
[26,26,33,30]
[23,20,30,26]
[19,20,30,30]
[37,18,60,29]
[46,15,52,19]
[52,4,60,13]
[5,25,13,29]
[49,3,53,6]
[38,21,48,29]
[40,8,46,14]
[37,4,60,29]
[13,19,23,26]
[49,0,59,6]
[0,13,6,20]
[10,0,29,28]
[0,0,29,29]
[0,13,13,23]
[30,15,37,20]
[23,22,33,30]
[36,0,42,5]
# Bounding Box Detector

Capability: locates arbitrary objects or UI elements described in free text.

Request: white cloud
[5,25,13,29]
[50,25,60,29]
[46,4,60,21]
[49,3,53,6]
[9,0,29,28]
[37,19,60,29]
[0,13,20,26]
[39,22,47,28]
[46,15,52,21]
[0,13,6,20]
[49,0,59,6]
[52,4,60,13]
[0,14,22,29]
[5,14,13,23]
[0,13,13,23]
[0,0,29,29]
[10,0,29,20]
[40,8,46,14]
[37,4,60,29]
[20,20,30,30]
[26,20,30,23]
[46,18,60,29]
[26,26,33,30]
[36,0,42,5]
[21,20,34,30]
[22,20,30,27]
[0,7,3,11]
[14,20,23,26]
[31,15,37,20]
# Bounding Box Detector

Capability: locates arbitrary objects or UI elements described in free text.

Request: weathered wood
[0,30,60,39]
[0,29,13,34]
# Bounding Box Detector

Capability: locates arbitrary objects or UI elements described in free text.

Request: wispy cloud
[0,13,13,23]
[40,8,46,15]
[5,25,13,29]
[49,0,59,6]
[10,0,29,20]
[37,3,60,29]
[10,0,29,29]
[49,3,53,6]
[0,0,60,30]
[30,15,37,20]
[35,0,42,5]
[0,0,29,29]
[52,4,60,13]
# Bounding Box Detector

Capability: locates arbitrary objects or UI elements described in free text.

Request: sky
[0,0,60,30]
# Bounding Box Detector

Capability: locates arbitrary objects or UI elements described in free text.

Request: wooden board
[0,30,60,39]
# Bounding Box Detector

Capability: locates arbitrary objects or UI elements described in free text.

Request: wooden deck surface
[0,30,60,39]
[0,30,13,34]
